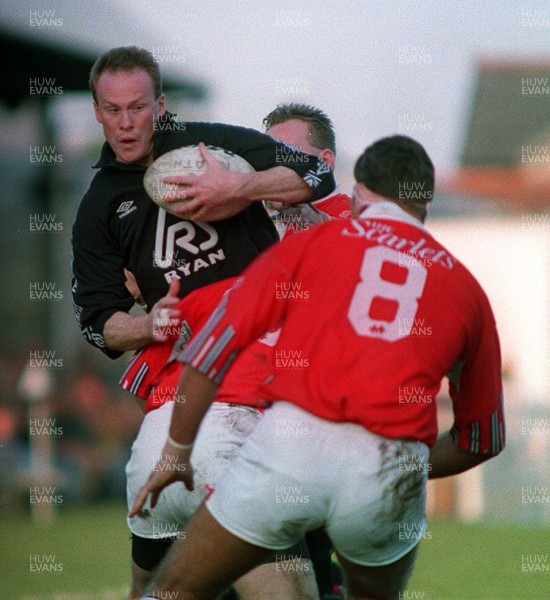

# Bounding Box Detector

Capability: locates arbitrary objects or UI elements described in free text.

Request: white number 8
[347,246,427,342]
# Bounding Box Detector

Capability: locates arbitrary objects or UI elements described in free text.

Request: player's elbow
[78,319,125,359]
[428,432,505,479]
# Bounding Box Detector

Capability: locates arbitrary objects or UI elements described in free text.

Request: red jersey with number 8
[182,202,504,454]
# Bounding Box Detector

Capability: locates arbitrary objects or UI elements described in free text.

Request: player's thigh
[147,504,274,598]
[336,545,418,600]
[327,436,429,569]
[235,539,317,600]
[126,402,190,538]
[234,559,318,600]
[127,402,261,539]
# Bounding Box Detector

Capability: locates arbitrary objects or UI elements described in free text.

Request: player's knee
[128,585,148,600]
[278,557,318,597]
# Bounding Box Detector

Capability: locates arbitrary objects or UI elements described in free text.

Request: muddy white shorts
[206,401,429,566]
[126,401,262,539]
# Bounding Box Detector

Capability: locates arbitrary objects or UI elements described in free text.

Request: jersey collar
[359,200,427,231]
[92,142,147,172]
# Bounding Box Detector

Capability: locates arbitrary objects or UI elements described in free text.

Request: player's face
[94,68,166,165]
[267,119,320,155]
[267,118,335,169]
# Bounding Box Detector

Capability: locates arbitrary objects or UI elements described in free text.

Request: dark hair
[89,46,162,101]
[263,102,336,153]
[354,135,434,204]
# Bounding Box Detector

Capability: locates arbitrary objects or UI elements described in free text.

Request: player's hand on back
[149,278,181,342]
[281,203,332,227]
[163,142,252,221]
[129,439,195,518]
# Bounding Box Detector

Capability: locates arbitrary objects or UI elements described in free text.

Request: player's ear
[351,182,372,217]
[319,148,335,170]
[157,94,167,118]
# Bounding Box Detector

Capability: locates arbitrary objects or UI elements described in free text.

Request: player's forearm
[169,366,218,445]
[235,167,315,205]
[103,311,153,352]
[428,432,491,479]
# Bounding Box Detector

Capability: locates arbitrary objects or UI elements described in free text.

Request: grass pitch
[0,504,547,599]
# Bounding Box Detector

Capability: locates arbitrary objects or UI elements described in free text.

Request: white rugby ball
[144,144,255,215]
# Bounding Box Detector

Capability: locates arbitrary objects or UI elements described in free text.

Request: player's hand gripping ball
[144,144,255,216]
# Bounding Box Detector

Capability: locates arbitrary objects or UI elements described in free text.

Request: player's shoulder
[84,165,128,199]
[78,161,146,220]
[75,175,108,225]
[449,254,495,313]
[413,230,496,321]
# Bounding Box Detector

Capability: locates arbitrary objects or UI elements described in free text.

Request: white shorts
[126,401,262,539]
[207,402,429,566]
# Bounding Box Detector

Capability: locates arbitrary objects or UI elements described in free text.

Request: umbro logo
[117,201,137,218]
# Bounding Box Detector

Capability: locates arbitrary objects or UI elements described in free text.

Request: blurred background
[0,1,548,597]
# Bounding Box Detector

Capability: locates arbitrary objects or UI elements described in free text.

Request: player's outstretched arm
[169,365,219,450]
[103,279,181,352]
[129,437,192,517]
[129,365,218,517]
[428,432,493,478]
[163,143,315,222]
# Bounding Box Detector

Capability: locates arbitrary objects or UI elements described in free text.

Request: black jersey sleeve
[155,121,335,200]
[71,188,135,359]
[240,203,279,253]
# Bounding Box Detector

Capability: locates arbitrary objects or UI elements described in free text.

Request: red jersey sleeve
[119,348,155,399]
[119,277,237,407]
[448,291,505,455]
[180,233,310,384]
[216,329,280,408]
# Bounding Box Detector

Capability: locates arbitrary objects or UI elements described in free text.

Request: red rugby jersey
[269,190,352,238]
[119,277,274,412]
[182,201,505,453]
[311,191,352,219]
[120,278,233,412]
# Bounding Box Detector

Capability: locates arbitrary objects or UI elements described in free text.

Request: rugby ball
[144,144,255,215]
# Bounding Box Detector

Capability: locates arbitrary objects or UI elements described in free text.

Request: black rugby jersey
[71,118,335,358]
